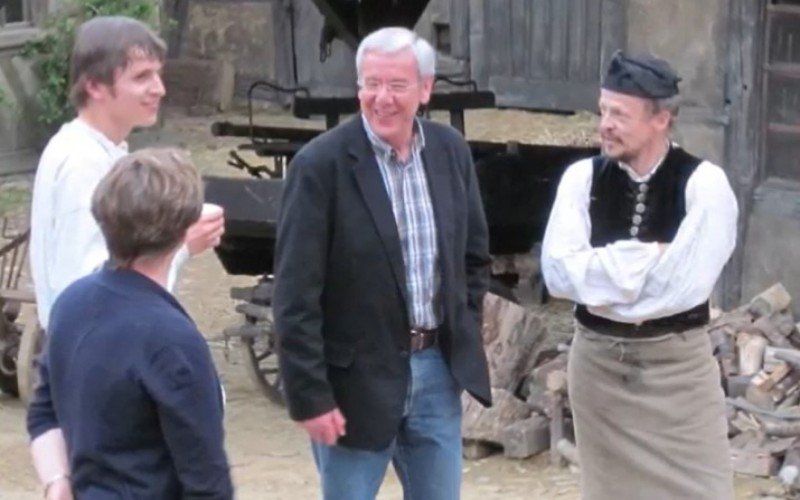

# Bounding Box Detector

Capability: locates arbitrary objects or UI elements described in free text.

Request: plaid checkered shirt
[361,116,441,329]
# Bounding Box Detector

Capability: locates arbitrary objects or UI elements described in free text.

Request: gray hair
[355,27,436,82]
[651,95,681,121]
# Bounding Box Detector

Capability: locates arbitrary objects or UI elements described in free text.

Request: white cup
[201,202,224,219]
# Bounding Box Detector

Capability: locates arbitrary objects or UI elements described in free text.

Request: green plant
[21,0,160,127]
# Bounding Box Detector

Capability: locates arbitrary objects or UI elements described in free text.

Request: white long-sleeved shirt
[29,119,189,330]
[541,155,738,324]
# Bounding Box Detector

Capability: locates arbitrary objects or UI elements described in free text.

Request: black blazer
[273,116,492,450]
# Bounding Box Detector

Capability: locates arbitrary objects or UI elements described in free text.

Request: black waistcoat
[574,146,710,336]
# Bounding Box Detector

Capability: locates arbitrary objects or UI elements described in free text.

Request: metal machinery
[204,0,597,404]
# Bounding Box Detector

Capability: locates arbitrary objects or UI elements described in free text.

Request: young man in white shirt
[27,16,224,500]
[29,16,224,333]
[542,51,737,500]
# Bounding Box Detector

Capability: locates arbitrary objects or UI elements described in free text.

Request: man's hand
[299,408,346,445]
[186,205,225,256]
[44,477,72,500]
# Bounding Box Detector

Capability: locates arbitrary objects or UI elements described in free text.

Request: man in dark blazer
[273,26,491,500]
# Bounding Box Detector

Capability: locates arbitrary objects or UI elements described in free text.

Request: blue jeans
[311,346,463,500]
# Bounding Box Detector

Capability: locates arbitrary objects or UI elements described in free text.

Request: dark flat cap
[602,50,681,99]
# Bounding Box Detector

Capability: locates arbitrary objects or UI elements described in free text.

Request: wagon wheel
[17,304,43,406]
[238,312,283,406]
[0,313,19,397]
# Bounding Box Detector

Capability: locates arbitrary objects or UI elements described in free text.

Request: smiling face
[357,48,433,150]
[86,50,165,132]
[598,88,670,164]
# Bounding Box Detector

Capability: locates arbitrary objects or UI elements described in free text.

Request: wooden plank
[600,0,627,73]
[583,0,602,81]
[768,4,800,16]
[469,0,489,87]
[719,0,765,309]
[449,0,470,60]
[529,0,551,79]
[486,0,513,76]
[549,0,569,80]
[490,75,599,111]
[567,0,587,81]
[510,0,528,76]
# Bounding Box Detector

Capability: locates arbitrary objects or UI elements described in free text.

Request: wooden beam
[720,0,765,309]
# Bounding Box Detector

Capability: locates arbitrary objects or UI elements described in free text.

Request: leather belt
[410,327,438,352]
[575,303,710,338]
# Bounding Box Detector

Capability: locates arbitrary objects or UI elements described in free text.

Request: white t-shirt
[29,118,189,330]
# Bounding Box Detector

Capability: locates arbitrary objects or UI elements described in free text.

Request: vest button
[636,192,646,203]
[632,214,643,225]
[639,183,649,193]
[635,203,646,214]
[630,226,640,237]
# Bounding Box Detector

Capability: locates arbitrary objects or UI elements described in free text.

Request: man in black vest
[542,51,737,499]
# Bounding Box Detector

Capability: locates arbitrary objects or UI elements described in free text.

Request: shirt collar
[73,117,130,157]
[360,114,426,162]
[618,140,673,183]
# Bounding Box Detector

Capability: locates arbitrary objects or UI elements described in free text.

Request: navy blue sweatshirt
[27,268,233,499]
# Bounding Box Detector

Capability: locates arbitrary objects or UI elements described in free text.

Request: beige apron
[568,323,733,500]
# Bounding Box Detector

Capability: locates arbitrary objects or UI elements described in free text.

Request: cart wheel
[0,314,19,397]
[17,305,43,406]
[239,314,283,406]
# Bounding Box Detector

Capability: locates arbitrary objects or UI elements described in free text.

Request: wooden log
[462,439,497,460]
[748,283,792,319]
[549,392,566,467]
[480,293,548,394]
[555,438,580,467]
[772,312,796,337]
[771,369,800,405]
[532,354,567,387]
[779,444,800,488]
[765,346,800,370]
[737,332,768,376]
[462,388,532,444]
[501,415,550,459]
[752,363,790,392]
[730,447,780,477]
[727,375,754,399]
[545,369,568,394]
[753,316,792,348]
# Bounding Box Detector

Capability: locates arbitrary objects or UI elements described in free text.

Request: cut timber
[480,293,548,393]
[730,448,780,477]
[462,439,497,460]
[752,364,790,392]
[737,332,767,375]
[462,388,532,444]
[501,415,550,459]
[549,392,566,467]
[555,438,580,467]
[753,316,792,348]
[748,283,792,319]
[163,58,235,112]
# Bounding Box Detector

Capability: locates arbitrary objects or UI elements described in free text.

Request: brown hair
[91,148,202,266]
[70,16,166,109]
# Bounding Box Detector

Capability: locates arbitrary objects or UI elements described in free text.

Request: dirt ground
[0,107,786,499]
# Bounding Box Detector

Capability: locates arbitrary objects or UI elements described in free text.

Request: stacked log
[710,283,800,488]
[462,293,571,461]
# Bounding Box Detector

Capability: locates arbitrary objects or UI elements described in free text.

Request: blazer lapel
[349,132,408,298]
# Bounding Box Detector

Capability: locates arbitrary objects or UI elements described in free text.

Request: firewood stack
[711,283,800,489]
[462,293,574,463]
